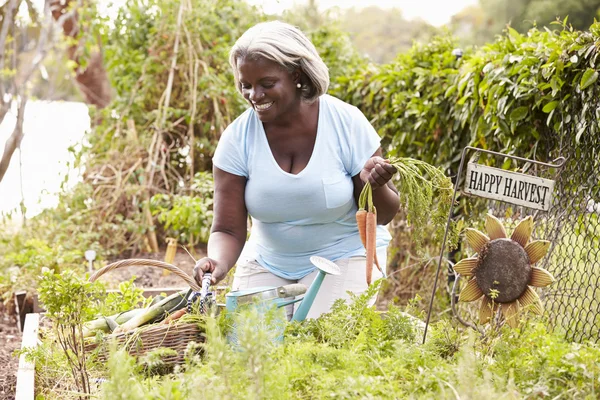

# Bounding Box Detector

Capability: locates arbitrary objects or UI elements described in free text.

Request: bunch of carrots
[356,157,454,285]
[356,181,382,285]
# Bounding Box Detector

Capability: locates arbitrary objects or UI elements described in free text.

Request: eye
[240,83,251,90]
[262,82,275,89]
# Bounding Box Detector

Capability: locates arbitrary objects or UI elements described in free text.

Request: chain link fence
[541,104,600,343]
[448,111,599,343]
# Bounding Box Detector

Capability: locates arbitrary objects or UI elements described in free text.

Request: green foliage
[491,323,600,397]
[100,277,149,315]
[0,180,135,295]
[38,269,104,329]
[331,22,600,238]
[333,35,469,173]
[0,235,83,295]
[100,349,147,400]
[333,22,600,167]
[286,280,418,350]
[492,0,600,35]
[139,347,179,376]
[391,157,456,250]
[90,289,600,399]
[38,269,107,396]
[150,172,214,245]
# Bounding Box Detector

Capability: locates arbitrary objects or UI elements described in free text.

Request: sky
[246,0,478,26]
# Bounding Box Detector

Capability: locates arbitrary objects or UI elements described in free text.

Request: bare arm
[193,166,248,284]
[352,148,400,225]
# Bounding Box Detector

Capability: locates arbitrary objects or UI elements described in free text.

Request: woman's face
[237,56,300,123]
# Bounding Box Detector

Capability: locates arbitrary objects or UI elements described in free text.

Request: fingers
[366,158,397,188]
[193,258,215,285]
[210,267,227,285]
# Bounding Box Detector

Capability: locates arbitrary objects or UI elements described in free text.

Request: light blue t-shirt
[213,94,392,279]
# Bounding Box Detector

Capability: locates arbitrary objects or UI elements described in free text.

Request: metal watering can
[225,256,341,345]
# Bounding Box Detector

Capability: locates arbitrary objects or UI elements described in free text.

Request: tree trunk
[0,97,27,183]
[50,0,112,108]
[0,0,112,184]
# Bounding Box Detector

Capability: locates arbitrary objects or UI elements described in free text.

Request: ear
[292,68,302,84]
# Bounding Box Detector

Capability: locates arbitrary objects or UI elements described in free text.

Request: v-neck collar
[257,97,323,178]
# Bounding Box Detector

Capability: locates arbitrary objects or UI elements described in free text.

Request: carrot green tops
[213,95,391,279]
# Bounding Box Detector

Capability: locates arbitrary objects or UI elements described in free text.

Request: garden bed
[2,248,202,399]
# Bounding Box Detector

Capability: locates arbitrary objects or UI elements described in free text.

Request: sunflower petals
[518,286,544,315]
[502,301,520,328]
[479,296,498,324]
[459,278,484,302]
[453,257,478,277]
[465,228,489,253]
[485,214,507,240]
[524,240,551,264]
[511,216,534,247]
[530,267,555,287]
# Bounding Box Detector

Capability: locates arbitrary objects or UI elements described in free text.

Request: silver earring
[296,83,301,88]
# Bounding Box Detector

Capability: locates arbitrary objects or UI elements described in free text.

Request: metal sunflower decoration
[454,214,555,328]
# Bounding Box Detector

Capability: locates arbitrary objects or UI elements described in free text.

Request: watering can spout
[292,256,341,322]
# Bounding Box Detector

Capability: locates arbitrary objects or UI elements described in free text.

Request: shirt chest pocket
[322,176,353,209]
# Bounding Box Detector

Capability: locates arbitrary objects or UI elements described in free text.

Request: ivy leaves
[580,68,598,90]
[332,22,600,167]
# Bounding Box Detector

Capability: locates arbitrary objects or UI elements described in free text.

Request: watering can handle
[278,283,307,298]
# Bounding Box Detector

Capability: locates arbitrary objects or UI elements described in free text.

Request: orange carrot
[357,208,382,276]
[161,308,187,324]
[365,207,377,285]
[374,252,382,274]
[356,209,368,247]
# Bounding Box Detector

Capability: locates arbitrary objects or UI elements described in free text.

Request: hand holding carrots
[359,156,397,189]
[357,157,396,285]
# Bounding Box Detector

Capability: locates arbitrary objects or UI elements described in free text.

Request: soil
[0,305,20,400]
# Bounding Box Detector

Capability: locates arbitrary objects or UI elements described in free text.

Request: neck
[265,98,318,130]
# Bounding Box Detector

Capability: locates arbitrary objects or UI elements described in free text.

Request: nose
[248,88,264,102]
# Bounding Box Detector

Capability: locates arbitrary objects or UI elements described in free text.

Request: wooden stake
[16,313,40,400]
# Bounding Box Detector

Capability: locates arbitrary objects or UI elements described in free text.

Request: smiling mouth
[254,102,274,112]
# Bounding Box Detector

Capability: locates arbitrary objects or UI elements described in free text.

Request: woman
[193,21,400,319]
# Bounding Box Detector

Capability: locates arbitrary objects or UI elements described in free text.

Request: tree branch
[16,0,54,89]
[0,0,21,101]
[0,96,27,183]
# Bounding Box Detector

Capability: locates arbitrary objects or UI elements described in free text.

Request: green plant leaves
[580,68,598,90]
[509,106,529,122]
[542,101,558,113]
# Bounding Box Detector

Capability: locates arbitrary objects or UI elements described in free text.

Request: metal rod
[422,147,468,344]
[421,146,566,344]
[463,146,567,168]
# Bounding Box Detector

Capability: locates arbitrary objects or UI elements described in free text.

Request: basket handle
[89,259,201,292]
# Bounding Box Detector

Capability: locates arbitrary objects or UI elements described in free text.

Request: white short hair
[229,21,329,103]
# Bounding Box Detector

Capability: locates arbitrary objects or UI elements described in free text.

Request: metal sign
[422,146,566,344]
[463,163,556,211]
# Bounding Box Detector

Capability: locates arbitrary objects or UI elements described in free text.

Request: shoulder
[320,94,364,121]
[221,107,256,141]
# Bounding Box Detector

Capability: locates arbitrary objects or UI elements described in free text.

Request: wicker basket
[84,259,205,365]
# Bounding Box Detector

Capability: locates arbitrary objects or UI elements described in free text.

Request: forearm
[354,175,400,224]
[371,182,400,224]
[207,230,246,273]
